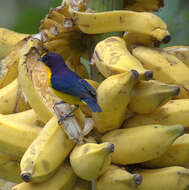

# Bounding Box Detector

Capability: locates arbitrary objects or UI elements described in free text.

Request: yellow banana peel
[92,70,139,133]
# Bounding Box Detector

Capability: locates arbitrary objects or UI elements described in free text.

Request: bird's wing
[78,79,96,97]
[51,75,92,98]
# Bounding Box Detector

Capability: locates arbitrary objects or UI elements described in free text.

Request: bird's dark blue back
[51,65,96,99]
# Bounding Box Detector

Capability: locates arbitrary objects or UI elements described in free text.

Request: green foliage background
[0,0,188,46]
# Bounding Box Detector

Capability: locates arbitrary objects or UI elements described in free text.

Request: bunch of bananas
[0,0,189,190]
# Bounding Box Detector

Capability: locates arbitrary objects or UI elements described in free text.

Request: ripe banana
[73,178,90,190]
[93,36,153,80]
[101,124,184,165]
[0,38,28,88]
[164,46,189,67]
[129,80,180,114]
[40,2,78,41]
[132,46,189,98]
[12,161,77,190]
[0,79,30,114]
[0,113,41,159]
[123,32,160,52]
[124,0,164,12]
[5,109,44,127]
[142,134,189,168]
[134,166,189,190]
[95,165,142,190]
[20,116,75,183]
[70,142,114,180]
[69,6,170,43]
[92,70,139,133]
[0,152,21,183]
[125,99,189,131]
[18,37,54,122]
[0,28,29,60]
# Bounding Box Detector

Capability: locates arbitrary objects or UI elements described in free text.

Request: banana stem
[86,0,124,82]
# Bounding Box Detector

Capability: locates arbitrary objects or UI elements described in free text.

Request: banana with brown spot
[92,70,139,133]
[93,36,153,80]
[69,6,170,43]
[132,46,189,98]
[125,99,189,131]
[102,124,184,165]
[134,166,189,190]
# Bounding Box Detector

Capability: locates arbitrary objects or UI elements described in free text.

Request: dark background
[0,0,188,47]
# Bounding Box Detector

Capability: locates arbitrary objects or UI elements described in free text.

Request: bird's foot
[58,105,79,125]
[58,114,74,125]
[58,114,69,125]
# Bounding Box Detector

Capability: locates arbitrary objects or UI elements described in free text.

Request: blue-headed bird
[38,52,102,122]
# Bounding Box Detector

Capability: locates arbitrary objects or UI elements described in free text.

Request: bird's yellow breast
[44,65,85,105]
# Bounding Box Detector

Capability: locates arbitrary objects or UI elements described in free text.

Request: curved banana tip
[21,172,31,182]
[162,35,171,44]
[133,174,143,185]
[131,70,139,79]
[107,142,114,152]
[144,70,153,81]
[173,86,180,96]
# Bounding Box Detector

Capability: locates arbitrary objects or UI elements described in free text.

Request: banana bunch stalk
[0,0,188,190]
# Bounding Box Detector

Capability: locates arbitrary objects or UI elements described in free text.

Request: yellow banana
[0,38,28,88]
[164,46,189,67]
[12,161,77,190]
[0,113,41,159]
[0,152,21,183]
[95,165,142,190]
[132,46,189,98]
[69,6,170,43]
[40,2,78,42]
[20,116,75,183]
[0,79,30,114]
[0,28,29,60]
[18,37,55,123]
[142,134,189,168]
[101,124,184,165]
[70,142,114,181]
[125,99,189,130]
[92,70,139,133]
[123,32,161,52]
[73,178,90,190]
[5,109,44,127]
[135,166,189,190]
[124,0,164,12]
[93,36,153,80]
[129,80,180,114]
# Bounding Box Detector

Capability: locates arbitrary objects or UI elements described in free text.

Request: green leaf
[12,7,47,34]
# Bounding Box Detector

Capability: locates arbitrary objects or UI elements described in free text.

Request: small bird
[38,52,102,122]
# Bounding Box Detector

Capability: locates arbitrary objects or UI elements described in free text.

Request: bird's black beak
[37,57,43,62]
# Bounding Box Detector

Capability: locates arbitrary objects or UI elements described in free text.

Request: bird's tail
[82,98,102,112]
